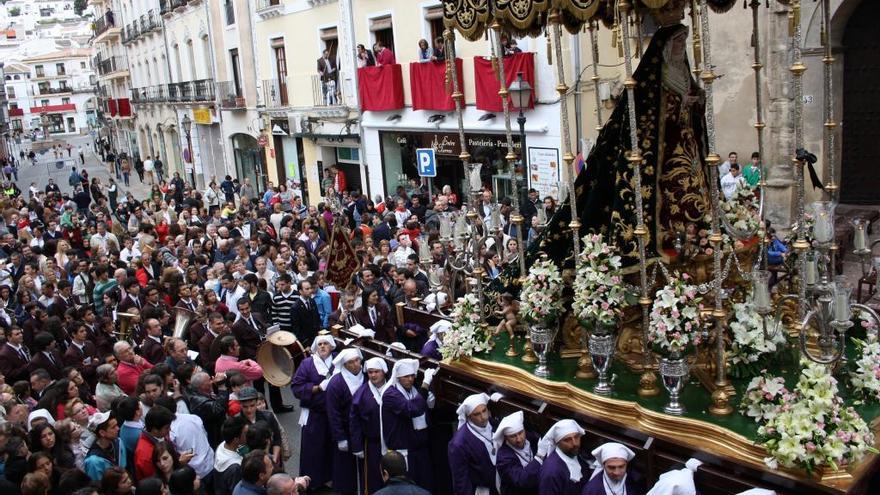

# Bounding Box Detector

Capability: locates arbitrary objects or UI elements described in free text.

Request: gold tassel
[616,24,624,59]
[546,29,552,65]
[445,59,452,94]
[788,1,800,37]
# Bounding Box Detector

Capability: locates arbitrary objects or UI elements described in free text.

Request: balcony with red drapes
[107,98,118,116]
[29,103,77,114]
[116,98,132,117]
[357,64,404,111]
[473,52,535,112]
[409,59,463,112]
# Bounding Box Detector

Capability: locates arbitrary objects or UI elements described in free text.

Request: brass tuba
[172,307,198,341]
[117,312,136,343]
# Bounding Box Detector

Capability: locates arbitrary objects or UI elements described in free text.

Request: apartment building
[15,49,97,136]
[251,0,562,204]
[90,0,136,156]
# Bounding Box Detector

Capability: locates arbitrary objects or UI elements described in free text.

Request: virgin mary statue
[517,23,712,276]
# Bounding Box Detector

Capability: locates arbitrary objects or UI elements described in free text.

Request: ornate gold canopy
[441,0,742,40]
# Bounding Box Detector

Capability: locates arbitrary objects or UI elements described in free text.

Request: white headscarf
[348,324,375,339]
[736,490,776,495]
[27,409,56,431]
[311,335,336,376]
[590,442,636,495]
[385,341,407,357]
[493,411,534,468]
[646,458,702,495]
[332,348,364,395]
[428,320,451,343]
[364,357,388,373]
[456,393,489,428]
[540,419,585,482]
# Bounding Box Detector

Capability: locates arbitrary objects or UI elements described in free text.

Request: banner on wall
[528,147,560,200]
[193,108,212,125]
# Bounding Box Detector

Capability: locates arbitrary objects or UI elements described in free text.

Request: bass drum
[256,331,307,387]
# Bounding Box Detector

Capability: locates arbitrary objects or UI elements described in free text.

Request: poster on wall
[528,147,560,200]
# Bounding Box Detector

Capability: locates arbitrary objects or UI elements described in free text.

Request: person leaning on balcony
[417,39,431,63]
[317,50,337,83]
[375,41,396,66]
[356,44,375,68]
[431,37,446,62]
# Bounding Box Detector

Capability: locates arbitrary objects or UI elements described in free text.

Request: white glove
[489,392,504,403]
[337,440,349,452]
[319,378,331,391]
[422,367,438,387]
[536,438,552,459]
[353,451,364,459]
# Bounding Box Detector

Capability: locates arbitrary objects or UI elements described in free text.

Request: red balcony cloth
[108,98,118,116]
[30,103,77,114]
[409,58,463,112]
[358,64,404,111]
[117,98,132,117]
[473,52,535,112]
[9,108,23,117]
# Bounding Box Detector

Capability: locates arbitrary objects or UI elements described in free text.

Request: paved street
[11,134,152,199]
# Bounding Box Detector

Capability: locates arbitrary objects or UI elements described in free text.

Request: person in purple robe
[494,411,541,495]
[326,347,365,495]
[448,393,499,495]
[291,334,336,489]
[351,357,389,494]
[582,442,645,495]
[419,320,449,360]
[381,358,437,492]
[539,419,589,495]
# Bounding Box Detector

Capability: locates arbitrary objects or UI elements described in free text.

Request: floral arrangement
[740,374,794,424]
[520,257,564,326]
[785,212,815,246]
[440,293,491,360]
[727,302,789,378]
[680,215,733,258]
[720,186,761,240]
[849,335,880,403]
[571,234,628,329]
[647,273,704,355]
[756,362,877,473]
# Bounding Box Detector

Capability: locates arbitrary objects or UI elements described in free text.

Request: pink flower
[601,302,610,311]
[806,442,816,452]
[682,273,690,280]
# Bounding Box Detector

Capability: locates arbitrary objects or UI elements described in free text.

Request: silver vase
[588,328,616,395]
[529,324,558,378]
[659,354,689,415]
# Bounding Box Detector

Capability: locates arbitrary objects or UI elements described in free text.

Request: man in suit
[289,279,321,346]
[231,298,291,413]
[317,49,338,105]
[175,284,198,313]
[118,278,143,313]
[354,288,396,343]
[241,274,272,321]
[328,290,358,330]
[63,322,100,385]
[140,318,167,365]
[49,279,75,318]
[28,331,65,379]
[0,326,31,383]
[198,312,228,375]
[304,227,325,255]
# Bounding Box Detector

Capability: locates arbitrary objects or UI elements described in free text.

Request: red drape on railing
[358,64,405,111]
[107,99,118,116]
[409,58,463,111]
[117,98,132,117]
[473,52,535,112]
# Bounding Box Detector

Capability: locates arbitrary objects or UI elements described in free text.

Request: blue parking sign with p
[415,148,437,177]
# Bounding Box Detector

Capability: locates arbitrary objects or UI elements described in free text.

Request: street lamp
[507,72,532,277]
[181,114,195,187]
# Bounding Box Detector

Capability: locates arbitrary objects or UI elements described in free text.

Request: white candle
[854,222,868,251]
[753,277,771,310]
[833,288,851,322]
[805,256,818,286]
[537,206,547,225]
[419,238,430,261]
[440,215,452,239]
[491,206,501,230]
[814,213,832,243]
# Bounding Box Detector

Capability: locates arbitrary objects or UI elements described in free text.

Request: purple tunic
[420,339,442,360]
[350,382,384,494]
[497,442,541,495]
[381,385,434,492]
[291,356,333,487]
[326,373,362,495]
[539,450,588,495]
[448,424,499,495]
[581,471,645,495]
